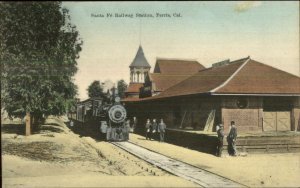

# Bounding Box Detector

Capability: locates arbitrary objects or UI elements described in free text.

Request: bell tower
[129,45,151,83]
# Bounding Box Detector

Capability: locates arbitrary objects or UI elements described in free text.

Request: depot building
[123,46,300,134]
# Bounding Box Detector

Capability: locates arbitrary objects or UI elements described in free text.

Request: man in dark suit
[227,121,237,156]
[132,116,137,133]
[216,124,224,157]
[152,119,158,140]
[158,119,166,142]
[145,119,152,140]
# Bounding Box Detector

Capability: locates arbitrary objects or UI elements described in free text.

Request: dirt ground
[129,133,300,187]
[3,117,300,187]
[2,117,197,187]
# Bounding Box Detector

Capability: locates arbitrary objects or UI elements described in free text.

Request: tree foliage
[0,2,82,123]
[87,80,105,98]
[117,79,128,99]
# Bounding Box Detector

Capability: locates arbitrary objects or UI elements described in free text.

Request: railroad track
[111,141,246,188]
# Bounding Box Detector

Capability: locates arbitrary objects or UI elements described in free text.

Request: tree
[87,80,105,98]
[117,79,128,99]
[0,2,82,135]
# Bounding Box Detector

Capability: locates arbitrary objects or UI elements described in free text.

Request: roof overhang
[210,93,300,97]
[123,92,300,104]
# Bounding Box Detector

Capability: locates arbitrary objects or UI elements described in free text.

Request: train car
[71,88,129,141]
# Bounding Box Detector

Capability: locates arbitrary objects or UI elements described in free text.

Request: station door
[263,111,291,131]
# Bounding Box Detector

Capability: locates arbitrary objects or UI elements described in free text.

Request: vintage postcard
[1,1,300,187]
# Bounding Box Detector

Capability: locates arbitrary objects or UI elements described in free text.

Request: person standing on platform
[124,119,130,140]
[152,119,158,140]
[116,127,122,141]
[227,121,238,156]
[158,119,166,142]
[100,121,108,139]
[216,124,224,157]
[132,116,137,133]
[145,119,152,140]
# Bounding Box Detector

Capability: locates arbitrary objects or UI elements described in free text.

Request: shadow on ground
[67,120,104,142]
[1,124,25,135]
[1,123,65,135]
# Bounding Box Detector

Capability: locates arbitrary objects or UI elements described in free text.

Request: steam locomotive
[69,88,129,141]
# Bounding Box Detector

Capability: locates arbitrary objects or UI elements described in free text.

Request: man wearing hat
[227,121,238,156]
[216,123,225,157]
[158,118,167,142]
[145,119,152,140]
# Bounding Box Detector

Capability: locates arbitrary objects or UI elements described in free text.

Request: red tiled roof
[216,59,300,94]
[153,58,246,98]
[153,59,205,74]
[125,83,143,93]
[149,73,193,92]
[134,58,300,102]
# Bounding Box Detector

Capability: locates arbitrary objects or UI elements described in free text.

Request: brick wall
[221,97,263,134]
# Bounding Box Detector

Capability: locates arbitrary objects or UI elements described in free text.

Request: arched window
[136,72,140,82]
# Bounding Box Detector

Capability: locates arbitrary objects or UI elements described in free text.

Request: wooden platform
[224,131,300,154]
[138,128,300,155]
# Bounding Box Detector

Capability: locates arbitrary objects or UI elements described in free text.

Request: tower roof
[129,45,151,68]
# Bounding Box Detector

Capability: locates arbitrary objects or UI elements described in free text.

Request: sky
[62,1,300,100]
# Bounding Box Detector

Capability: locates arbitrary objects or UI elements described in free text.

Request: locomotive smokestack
[111,85,121,104]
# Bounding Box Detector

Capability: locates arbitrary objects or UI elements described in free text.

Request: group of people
[216,121,238,157]
[145,118,166,142]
